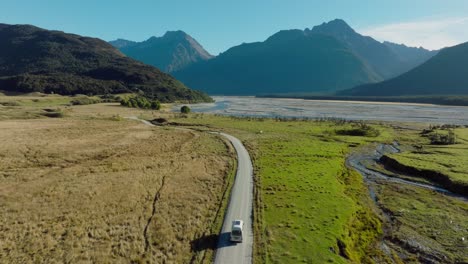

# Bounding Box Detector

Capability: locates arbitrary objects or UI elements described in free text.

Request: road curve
[127,117,254,263]
[213,132,253,264]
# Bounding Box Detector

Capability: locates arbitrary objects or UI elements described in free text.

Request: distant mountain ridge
[340,41,468,96]
[173,19,436,95]
[110,31,213,73]
[0,23,212,102]
[109,39,137,49]
[308,19,437,79]
[383,41,438,67]
[174,30,381,95]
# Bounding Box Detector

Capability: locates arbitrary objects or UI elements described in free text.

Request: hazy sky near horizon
[3,0,468,54]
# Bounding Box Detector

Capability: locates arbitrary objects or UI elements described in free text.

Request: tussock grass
[0,116,232,263]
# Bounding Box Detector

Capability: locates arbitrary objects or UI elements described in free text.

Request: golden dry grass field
[0,95,234,263]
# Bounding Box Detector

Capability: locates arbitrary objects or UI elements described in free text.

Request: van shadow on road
[191,232,235,252]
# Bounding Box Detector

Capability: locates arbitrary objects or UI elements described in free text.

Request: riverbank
[179,96,468,125]
[347,138,468,262]
[257,94,468,107]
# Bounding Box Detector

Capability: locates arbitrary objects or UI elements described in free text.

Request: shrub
[152,118,168,124]
[0,101,20,106]
[429,129,456,145]
[180,105,191,114]
[99,94,119,102]
[120,96,161,110]
[109,114,123,121]
[41,108,65,118]
[335,123,380,137]
[151,101,161,110]
[120,98,129,107]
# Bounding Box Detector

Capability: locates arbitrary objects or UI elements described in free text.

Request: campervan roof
[233,220,243,228]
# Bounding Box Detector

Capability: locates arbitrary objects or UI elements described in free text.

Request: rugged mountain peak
[383,41,429,51]
[174,30,381,95]
[111,31,213,72]
[266,29,306,43]
[307,19,436,79]
[162,30,189,38]
[309,19,356,35]
[108,38,137,49]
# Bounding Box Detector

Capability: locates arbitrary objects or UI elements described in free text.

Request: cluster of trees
[421,125,458,145]
[429,130,456,145]
[120,96,161,110]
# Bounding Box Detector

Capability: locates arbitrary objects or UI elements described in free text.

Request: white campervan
[230,219,244,242]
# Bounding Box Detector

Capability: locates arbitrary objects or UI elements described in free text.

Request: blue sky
[3,0,468,54]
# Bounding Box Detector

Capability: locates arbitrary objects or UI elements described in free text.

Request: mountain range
[0,23,211,102]
[110,31,213,73]
[308,19,437,79]
[3,19,465,100]
[170,19,436,95]
[341,41,468,96]
[174,30,381,95]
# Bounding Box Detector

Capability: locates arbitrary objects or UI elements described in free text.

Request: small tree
[151,101,161,110]
[448,129,456,144]
[120,98,129,107]
[180,105,191,114]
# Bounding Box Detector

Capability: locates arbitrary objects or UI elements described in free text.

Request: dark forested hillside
[0,23,212,102]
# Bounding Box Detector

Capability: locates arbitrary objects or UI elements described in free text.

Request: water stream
[346,142,467,202]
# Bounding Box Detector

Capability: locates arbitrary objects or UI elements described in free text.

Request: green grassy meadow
[168,113,467,263]
[390,128,468,186]
[376,179,468,263]
[169,115,394,263]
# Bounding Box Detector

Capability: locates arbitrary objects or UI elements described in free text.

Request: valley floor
[168,114,468,263]
[1,93,467,263]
